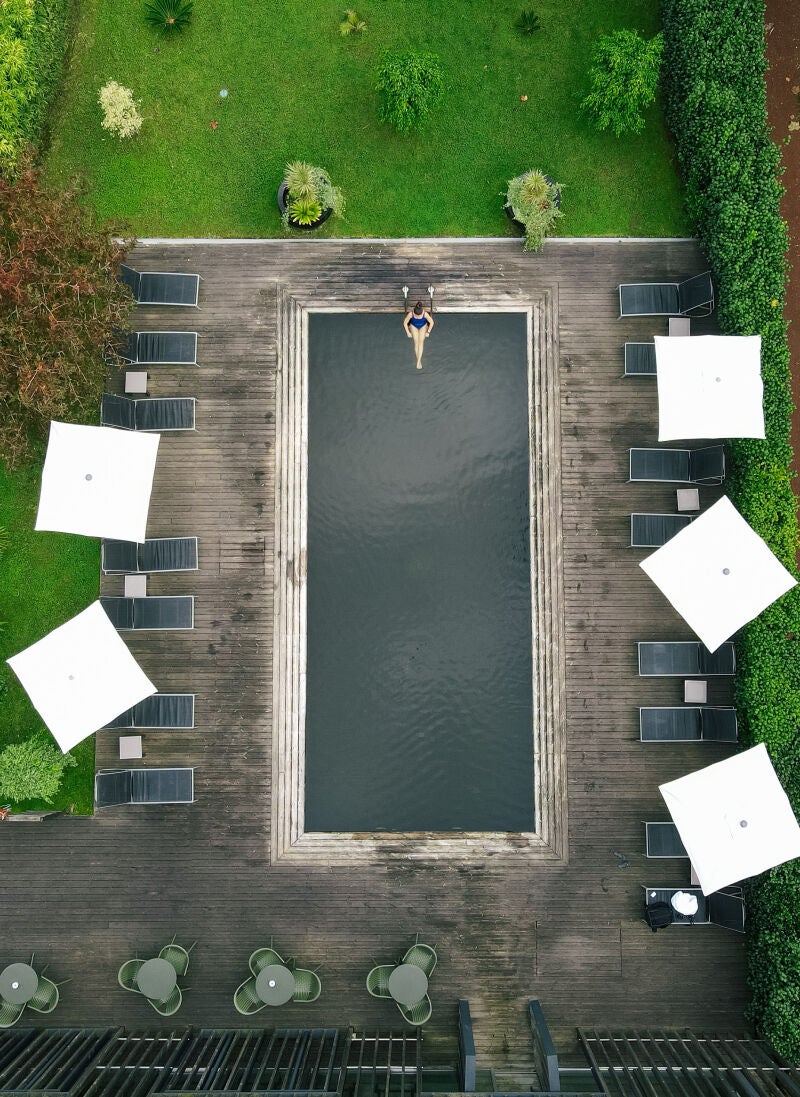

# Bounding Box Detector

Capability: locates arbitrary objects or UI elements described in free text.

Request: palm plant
[284,161,318,202]
[339,10,366,35]
[281,161,345,228]
[288,199,323,226]
[506,170,564,252]
[144,0,194,32]
[515,8,541,34]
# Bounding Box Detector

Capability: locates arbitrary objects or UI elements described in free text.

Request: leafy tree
[0,158,132,466]
[581,29,664,137]
[376,50,444,136]
[0,730,76,804]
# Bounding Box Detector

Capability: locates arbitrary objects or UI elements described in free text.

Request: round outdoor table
[388,964,428,1008]
[136,958,177,1003]
[255,964,295,1006]
[0,963,38,1005]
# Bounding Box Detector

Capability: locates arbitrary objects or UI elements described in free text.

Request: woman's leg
[411,327,425,368]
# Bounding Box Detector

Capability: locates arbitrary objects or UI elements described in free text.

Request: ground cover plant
[662,0,800,1060]
[43,0,687,237]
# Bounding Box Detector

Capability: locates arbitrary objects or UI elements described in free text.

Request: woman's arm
[425,311,434,331]
[403,312,413,336]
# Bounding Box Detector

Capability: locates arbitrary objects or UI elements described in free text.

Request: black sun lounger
[121,331,198,365]
[630,514,694,547]
[100,596,194,630]
[104,693,195,729]
[629,446,725,486]
[639,706,738,742]
[644,886,744,932]
[645,822,688,858]
[102,537,199,574]
[624,342,656,376]
[638,641,736,676]
[120,265,201,307]
[95,767,195,806]
[619,272,714,318]
[101,393,196,432]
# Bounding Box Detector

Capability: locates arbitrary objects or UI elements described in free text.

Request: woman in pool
[403,300,434,369]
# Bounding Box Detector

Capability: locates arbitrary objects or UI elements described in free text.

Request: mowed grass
[0,462,98,814]
[45,0,687,238]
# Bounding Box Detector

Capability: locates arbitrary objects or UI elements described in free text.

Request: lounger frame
[100,595,195,631]
[101,394,197,432]
[645,822,688,858]
[637,641,736,677]
[95,767,195,806]
[623,342,656,377]
[629,446,725,486]
[120,265,201,307]
[104,694,195,729]
[639,706,738,742]
[619,272,714,318]
[101,537,199,574]
[121,331,198,366]
[643,886,745,932]
[630,514,694,547]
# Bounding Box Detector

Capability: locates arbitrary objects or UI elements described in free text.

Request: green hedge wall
[661,0,800,1059]
[0,0,70,173]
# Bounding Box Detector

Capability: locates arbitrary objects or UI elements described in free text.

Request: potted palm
[505,170,563,251]
[278,161,345,231]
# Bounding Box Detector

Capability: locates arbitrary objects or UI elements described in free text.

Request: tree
[376,50,445,136]
[0,729,76,804]
[581,29,664,137]
[0,157,133,466]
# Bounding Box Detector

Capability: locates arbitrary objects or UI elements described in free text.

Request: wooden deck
[0,239,745,1072]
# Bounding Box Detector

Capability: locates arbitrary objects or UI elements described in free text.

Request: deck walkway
[0,239,745,1071]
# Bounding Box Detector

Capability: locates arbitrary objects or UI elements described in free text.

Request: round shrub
[376,50,445,136]
[0,730,76,805]
[581,29,664,137]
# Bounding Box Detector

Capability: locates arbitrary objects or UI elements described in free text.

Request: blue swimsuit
[409,314,428,329]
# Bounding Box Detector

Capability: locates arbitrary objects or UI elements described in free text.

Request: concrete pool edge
[271,281,567,864]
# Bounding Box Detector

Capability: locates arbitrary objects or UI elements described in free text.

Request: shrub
[0,157,133,467]
[376,50,445,136]
[662,0,799,1059]
[0,730,76,804]
[515,9,541,34]
[506,170,563,251]
[581,29,664,137]
[282,160,344,228]
[144,0,194,32]
[98,80,143,139]
[339,9,366,35]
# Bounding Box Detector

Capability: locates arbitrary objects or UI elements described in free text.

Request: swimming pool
[304,313,534,832]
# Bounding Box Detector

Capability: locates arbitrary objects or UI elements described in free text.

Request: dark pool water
[304,313,534,832]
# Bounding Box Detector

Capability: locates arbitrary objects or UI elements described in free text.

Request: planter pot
[277,180,333,231]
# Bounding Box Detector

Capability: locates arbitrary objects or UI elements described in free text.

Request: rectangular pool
[304,312,534,832]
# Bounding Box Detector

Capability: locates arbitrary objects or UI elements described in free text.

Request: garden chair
[104,694,195,730]
[637,641,736,676]
[121,331,198,365]
[249,946,284,975]
[101,393,196,432]
[629,445,725,485]
[26,974,60,1014]
[234,976,265,1015]
[645,822,688,858]
[630,514,694,548]
[118,958,145,992]
[159,939,194,977]
[149,985,183,1017]
[102,537,199,574]
[96,768,195,807]
[292,968,322,1002]
[100,595,194,631]
[366,964,394,998]
[120,265,201,307]
[623,342,656,376]
[0,1000,24,1029]
[619,271,714,317]
[398,994,432,1026]
[402,941,437,977]
[639,706,738,742]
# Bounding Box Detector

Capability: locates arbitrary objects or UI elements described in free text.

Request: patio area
[0,238,746,1069]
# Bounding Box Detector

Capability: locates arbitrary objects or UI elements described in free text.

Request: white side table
[676,488,700,513]
[124,574,147,598]
[125,371,148,395]
[119,735,143,760]
[669,317,691,337]
[684,680,708,704]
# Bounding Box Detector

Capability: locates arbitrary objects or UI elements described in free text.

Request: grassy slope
[44,0,687,238]
[0,462,97,814]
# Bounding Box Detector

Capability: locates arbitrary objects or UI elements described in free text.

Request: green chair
[366,964,394,998]
[159,940,194,978]
[118,959,145,992]
[27,975,59,1014]
[249,946,283,975]
[234,976,265,1015]
[398,994,432,1026]
[292,967,321,1003]
[149,985,182,1017]
[402,942,437,977]
[0,1000,24,1029]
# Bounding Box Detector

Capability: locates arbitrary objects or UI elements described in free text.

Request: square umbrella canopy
[7,601,156,753]
[640,496,797,652]
[655,334,765,441]
[36,421,160,543]
[660,743,800,895]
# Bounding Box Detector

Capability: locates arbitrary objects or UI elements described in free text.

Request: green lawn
[0,462,98,814]
[45,0,687,238]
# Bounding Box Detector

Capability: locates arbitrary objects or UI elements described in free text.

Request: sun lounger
[629,446,725,485]
[100,596,194,630]
[95,767,195,806]
[645,822,688,858]
[120,265,201,307]
[643,886,744,932]
[630,514,694,547]
[624,342,656,376]
[104,694,195,729]
[101,394,196,432]
[639,706,738,741]
[637,641,735,676]
[102,537,199,574]
[121,331,198,365]
[619,272,714,318]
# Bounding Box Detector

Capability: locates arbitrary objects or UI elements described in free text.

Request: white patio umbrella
[6,601,156,753]
[660,743,800,895]
[640,496,796,652]
[655,334,765,441]
[36,421,160,542]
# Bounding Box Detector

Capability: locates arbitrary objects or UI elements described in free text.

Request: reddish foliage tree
[0,158,133,466]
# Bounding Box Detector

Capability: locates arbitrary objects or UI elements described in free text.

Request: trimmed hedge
[0,0,70,173]
[661,0,800,1058]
